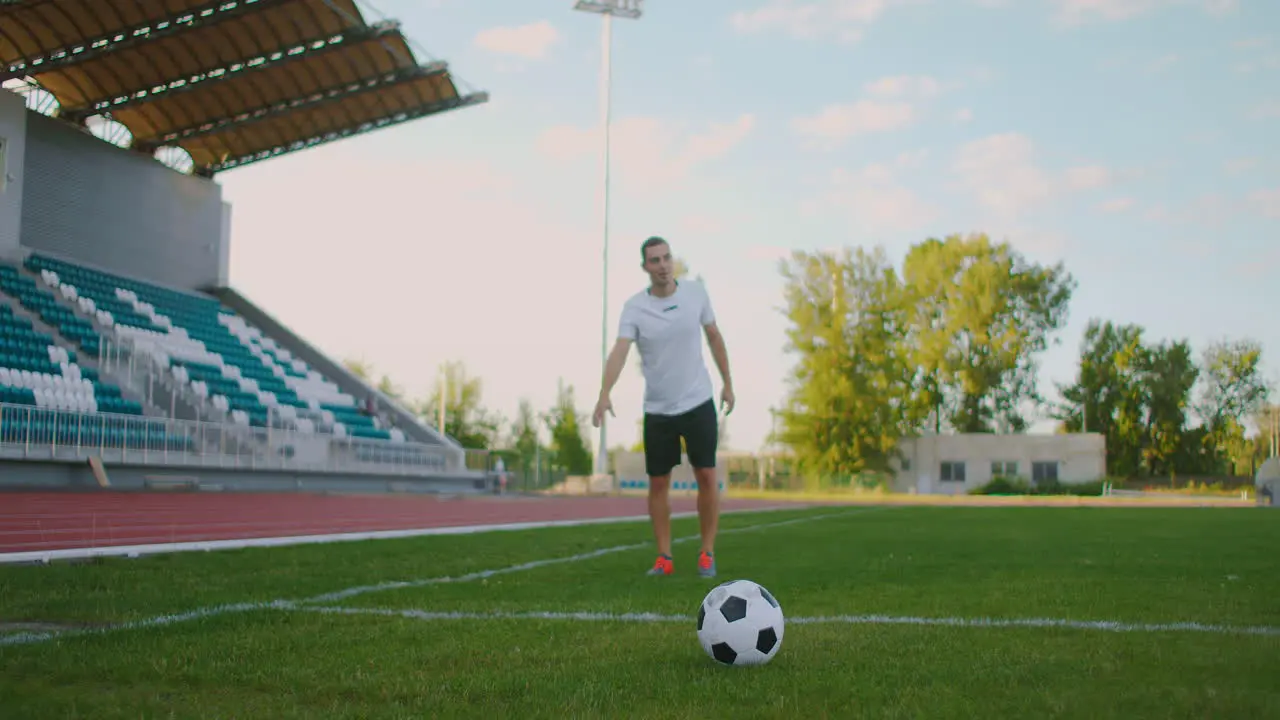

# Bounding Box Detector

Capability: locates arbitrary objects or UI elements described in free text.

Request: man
[593,236,735,578]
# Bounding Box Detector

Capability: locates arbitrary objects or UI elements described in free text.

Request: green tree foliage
[776,246,914,480]
[1054,320,1150,476]
[508,397,542,473]
[1197,341,1270,429]
[342,358,403,400]
[343,358,371,380]
[419,360,501,450]
[543,379,593,475]
[1195,339,1271,473]
[775,234,1073,482]
[1140,339,1199,476]
[1055,323,1271,477]
[901,234,1075,434]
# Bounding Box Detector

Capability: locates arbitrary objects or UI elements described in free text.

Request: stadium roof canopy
[0,0,488,176]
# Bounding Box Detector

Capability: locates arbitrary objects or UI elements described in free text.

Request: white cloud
[952,134,1057,220]
[1248,188,1280,218]
[729,0,903,43]
[790,73,945,147]
[1065,165,1112,191]
[1248,100,1280,119]
[1224,157,1258,174]
[954,107,975,123]
[473,20,560,60]
[804,149,938,232]
[864,74,943,98]
[951,135,1120,221]
[1099,197,1136,213]
[1052,0,1160,24]
[791,100,915,146]
[1051,0,1236,25]
[536,114,756,193]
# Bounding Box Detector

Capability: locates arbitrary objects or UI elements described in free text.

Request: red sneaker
[697,551,716,578]
[646,554,673,576]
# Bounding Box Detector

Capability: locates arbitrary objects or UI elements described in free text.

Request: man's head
[641,236,674,285]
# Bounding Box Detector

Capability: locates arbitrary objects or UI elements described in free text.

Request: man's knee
[649,474,672,496]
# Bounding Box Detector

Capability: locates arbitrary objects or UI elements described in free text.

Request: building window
[1032,461,1058,483]
[990,460,1018,478]
[901,457,911,471]
[940,461,966,482]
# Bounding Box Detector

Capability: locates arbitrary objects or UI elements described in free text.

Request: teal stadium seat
[0,293,191,453]
[23,254,404,444]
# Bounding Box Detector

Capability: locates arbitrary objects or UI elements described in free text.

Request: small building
[892,432,1106,495]
[1257,457,1279,507]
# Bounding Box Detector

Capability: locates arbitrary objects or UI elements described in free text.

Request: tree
[1056,321,1212,477]
[775,246,913,483]
[508,397,542,474]
[342,358,404,401]
[343,358,372,380]
[1188,339,1271,475]
[901,234,1075,434]
[1054,319,1150,477]
[543,379,593,475]
[419,360,501,449]
[1140,338,1199,476]
[1195,339,1270,465]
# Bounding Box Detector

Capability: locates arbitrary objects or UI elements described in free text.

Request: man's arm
[598,337,633,400]
[593,337,632,427]
[704,322,732,391]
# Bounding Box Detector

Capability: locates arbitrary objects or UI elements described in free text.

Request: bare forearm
[599,343,630,398]
[709,335,732,389]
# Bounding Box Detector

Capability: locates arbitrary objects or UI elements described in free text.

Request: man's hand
[720,384,735,416]
[592,394,614,427]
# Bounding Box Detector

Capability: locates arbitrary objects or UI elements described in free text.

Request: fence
[68,334,480,477]
[0,400,469,477]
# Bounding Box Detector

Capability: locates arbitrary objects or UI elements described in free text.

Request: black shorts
[642,398,718,477]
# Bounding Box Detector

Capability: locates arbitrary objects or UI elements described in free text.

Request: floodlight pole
[574,1,642,478]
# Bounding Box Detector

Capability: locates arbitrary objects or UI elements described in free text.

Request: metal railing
[1,272,482,479]
[0,401,466,476]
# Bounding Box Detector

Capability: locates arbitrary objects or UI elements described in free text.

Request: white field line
[0,503,812,565]
[302,506,880,605]
[300,605,1280,638]
[0,506,876,648]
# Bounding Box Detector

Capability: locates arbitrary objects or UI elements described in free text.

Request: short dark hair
[641,236,668,261]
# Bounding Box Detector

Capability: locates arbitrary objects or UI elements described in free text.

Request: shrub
[970,476,1032,495]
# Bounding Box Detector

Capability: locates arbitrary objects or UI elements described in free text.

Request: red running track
[0,492,799,555]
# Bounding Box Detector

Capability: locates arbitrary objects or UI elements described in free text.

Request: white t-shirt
[617,279,717,416]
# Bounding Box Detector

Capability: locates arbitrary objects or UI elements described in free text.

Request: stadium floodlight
[573,0,643,19]
[573,0,643,478]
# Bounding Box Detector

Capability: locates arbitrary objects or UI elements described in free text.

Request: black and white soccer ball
[696,579,785,667]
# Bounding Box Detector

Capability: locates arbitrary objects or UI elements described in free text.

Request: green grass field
[2,504,1278,719]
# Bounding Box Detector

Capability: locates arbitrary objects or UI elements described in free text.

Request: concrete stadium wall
[0,90,27,257]
[613,452,727,493]
[18,109,228,291]
[0,459,492,495]
[895,433,1106,495]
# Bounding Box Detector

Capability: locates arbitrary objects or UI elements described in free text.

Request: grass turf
[1,504,1277,718]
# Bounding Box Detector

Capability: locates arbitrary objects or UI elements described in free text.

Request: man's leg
[648,472,672,556]
[682,399,720,577]
[643,411,681,575]
[692,466,719,555]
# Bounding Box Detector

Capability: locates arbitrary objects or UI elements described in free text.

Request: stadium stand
[0,0,493,491]
[24,251,398,439]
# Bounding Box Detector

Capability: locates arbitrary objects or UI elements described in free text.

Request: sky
[215,0,1280,457]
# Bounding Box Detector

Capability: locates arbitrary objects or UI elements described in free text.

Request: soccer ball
[696,579,785,667]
